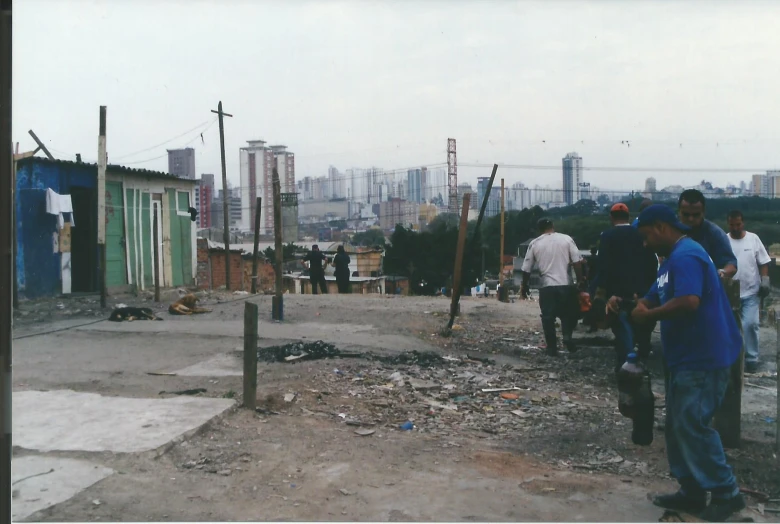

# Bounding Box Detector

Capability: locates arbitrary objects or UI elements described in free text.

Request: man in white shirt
[727,210,772,373]
[521,218,585,355]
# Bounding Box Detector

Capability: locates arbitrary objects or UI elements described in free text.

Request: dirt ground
[11,290,780,522]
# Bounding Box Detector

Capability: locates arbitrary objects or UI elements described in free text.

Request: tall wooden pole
[153,208,160,302]
[272,167,284,320]
[499,178,505,287]
[251,197,262,294]
[0,2,12,523]
[776,321,779,453]
[211,102,233,290]
[243,301,258,410]
[97,106,107,308]
[446,193,471,331]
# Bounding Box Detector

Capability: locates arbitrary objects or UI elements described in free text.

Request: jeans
[538,285,577,348]
[665,368,739,499]
[310,273,328,294]
[740,294,760,365]
[612,310,655,369]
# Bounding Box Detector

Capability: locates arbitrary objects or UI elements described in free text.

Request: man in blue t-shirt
[630,204,744,522]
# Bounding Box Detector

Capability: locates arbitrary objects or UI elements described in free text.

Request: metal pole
[251,197,262,294]
[0,2,13,523]
[499,178,505,287]
[97,106,107,308]
[243,302,258,410]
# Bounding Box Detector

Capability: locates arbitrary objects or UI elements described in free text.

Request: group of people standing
[520,189,773,521]
[302,244,353,294]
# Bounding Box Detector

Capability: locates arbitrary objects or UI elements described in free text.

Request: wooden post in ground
[446,193,471,331]
[210,101,233,290]
[1,4,13,523]
[243,301,258,410]
[153,208,160,302]
[714,278,743,448]
[97,106,107,308]
[251,197,262,294]
[272,167,284,321]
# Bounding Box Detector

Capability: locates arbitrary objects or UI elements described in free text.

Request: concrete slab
[12,455,113,522]
[173,353,242,377]
[14,390,235,453]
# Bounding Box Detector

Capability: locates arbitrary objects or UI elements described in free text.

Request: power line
[458,162,773,174]
[111,119,215,161]
[121,119,219,165]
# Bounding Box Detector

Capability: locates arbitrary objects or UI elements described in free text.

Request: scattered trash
[233,291,249,295]
[400,421,414,431]
[339,488,353,496]
[258,341,345,363]
[354,429,376,437]
[764,417,775,424]
[451,324,464,331]
[146,372,177,376]
[12,468,55,485]
[217,469,232,476]
[500,392,520,400]
[56,303,65,310]
[159,388,207,396]
[284,353,308,362]
[92,499,102,506]
[284,393,296,403]
[116,303,128,308]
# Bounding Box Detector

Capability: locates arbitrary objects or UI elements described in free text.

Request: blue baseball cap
[636,204,691,232]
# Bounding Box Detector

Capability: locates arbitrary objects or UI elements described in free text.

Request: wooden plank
[714,278,743,448]
[446,193,471,330]
[243,302,258,410]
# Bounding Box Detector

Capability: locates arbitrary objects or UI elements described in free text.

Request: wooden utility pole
[272,167,284,320]
[1,2,12,523]
[211,101,233,290]
[243,301,258,410]
[251,197,262,294]
[776,321,779,453]
[714,278,743,448]
[97,106,107,308]
[153,208,160,302]
[499,178,505,288]
[446,193,471,331]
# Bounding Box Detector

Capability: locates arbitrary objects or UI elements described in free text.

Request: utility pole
[251,197,262,294]
[153,208,160,303]
[499,178,505,289]
[27,129,54,160]
[1,3,13,524]
[272,167,284,320]
[446,193,471,331]
[97,106,107,308]
[211,101,233,290]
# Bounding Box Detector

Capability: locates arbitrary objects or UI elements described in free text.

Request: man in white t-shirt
[521,218,584,355]
[727,210,772,373]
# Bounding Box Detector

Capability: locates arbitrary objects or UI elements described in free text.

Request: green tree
[352,228,386,247]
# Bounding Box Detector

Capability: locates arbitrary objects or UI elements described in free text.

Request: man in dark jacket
[678,189,737,277]
[303,245,329,294]
[595,203,660,370]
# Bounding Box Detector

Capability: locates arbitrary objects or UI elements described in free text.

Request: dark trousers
[666,368,738,500]
[336,276,350,294]
[310,272,327,294]
[538,285,577,348]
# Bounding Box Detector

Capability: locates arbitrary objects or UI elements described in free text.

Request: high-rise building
[562,152,583,205]
[194,174,216,228]
[167,148,196,180]
[477,177,500,216]
[457,183,473,212]
[328,166,345,199]
[213,189,242,231]
[406,168,427,203]
[752,171,780,198]
[239,140,295,234]
[645,177,657,194]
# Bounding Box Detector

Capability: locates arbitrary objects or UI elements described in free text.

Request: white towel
[45,189,75,227]
[59,195,75,226]
[46,188,60,214]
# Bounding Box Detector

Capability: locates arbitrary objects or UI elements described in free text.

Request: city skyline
[13,1,780,196]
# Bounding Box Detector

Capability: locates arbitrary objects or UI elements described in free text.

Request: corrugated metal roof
[16,156,195,183]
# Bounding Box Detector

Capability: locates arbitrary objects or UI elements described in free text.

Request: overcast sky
[13,0,780,195]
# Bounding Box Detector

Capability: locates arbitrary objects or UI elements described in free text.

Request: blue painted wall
[16,158,97,299]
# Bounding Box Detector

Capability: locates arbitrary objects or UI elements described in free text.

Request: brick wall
[210,251,245,290]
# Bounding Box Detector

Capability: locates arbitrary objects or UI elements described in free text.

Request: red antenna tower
[447,138,458,215]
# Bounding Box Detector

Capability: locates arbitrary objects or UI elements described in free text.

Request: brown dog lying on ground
[169,294,212,315]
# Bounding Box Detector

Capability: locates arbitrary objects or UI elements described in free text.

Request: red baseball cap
[610,203,629,213]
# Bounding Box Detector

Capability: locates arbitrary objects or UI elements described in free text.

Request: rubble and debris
[159,388,207,396]
[354,429,376,437]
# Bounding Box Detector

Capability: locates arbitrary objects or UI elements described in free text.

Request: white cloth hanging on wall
[45,188,75,228]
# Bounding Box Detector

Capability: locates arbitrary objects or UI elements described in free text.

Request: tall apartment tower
[167,148,196,180]
[239,140,296,234]
[194,174,216,228]
[645,177,657,194]
[562,152,583,205]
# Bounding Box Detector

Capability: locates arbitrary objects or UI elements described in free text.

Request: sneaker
[698,494,746,522]
[745,361,760,374]
[563,338,578,353]
[652,491,706,514]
